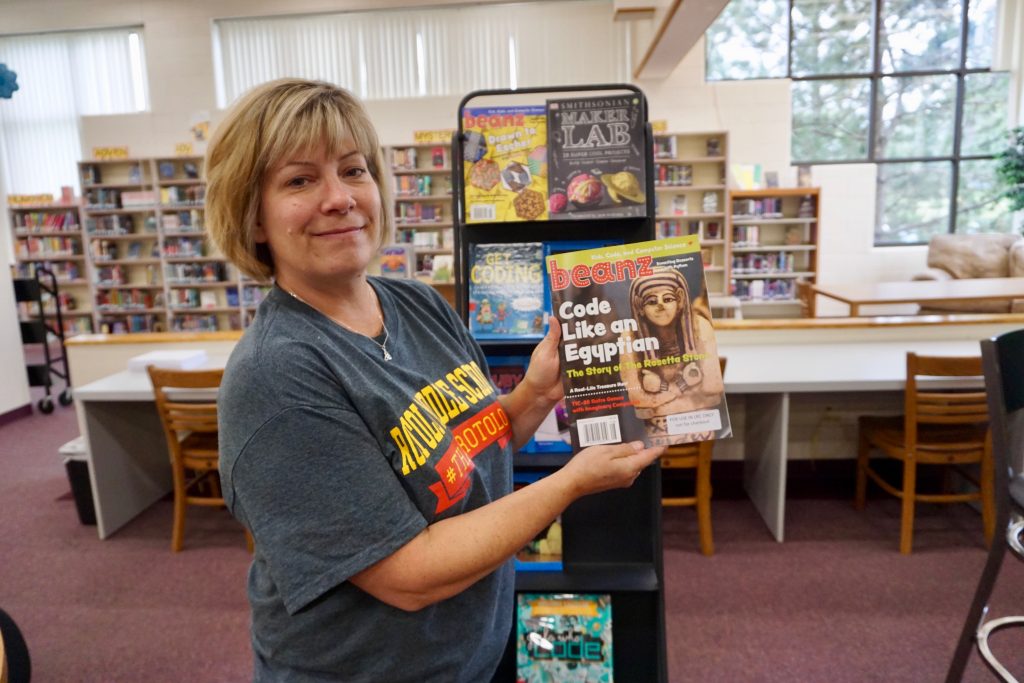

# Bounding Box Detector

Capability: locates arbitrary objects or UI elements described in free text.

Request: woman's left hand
[522,321,564,404]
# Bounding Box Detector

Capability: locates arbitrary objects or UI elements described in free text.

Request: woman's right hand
[559,440,666,498]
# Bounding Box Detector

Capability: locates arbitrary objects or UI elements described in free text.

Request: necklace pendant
[382,348,393,361]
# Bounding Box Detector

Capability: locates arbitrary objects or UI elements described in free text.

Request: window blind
[213,1,630,107]
[0,27,148,196]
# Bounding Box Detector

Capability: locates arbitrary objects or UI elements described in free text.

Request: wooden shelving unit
[384,141,456,304]
[727,187,821,318]
[9,202,93,336]
[651,131,730,299]
[76,156,272,334]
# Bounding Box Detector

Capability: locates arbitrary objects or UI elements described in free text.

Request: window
[0,27,148,197]
[706,0,1011,244]
[212,1,630,108]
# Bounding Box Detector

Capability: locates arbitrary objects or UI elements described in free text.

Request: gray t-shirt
[219,279,514,682]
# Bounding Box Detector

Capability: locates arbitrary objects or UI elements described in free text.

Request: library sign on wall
[92,147,130,161]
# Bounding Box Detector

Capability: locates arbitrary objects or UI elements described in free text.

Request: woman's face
[641,286,681,328]
[256,141,381,288]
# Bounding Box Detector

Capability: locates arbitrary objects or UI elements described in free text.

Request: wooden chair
[795,279,816,318]
[148,366,251,552]
[946,329,1024,682]
[855,353,994,554]
[661,358,726,556]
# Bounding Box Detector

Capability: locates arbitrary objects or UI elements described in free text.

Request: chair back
[904,354,987,446]
[147,367,222,440]
[982,329,1024,511]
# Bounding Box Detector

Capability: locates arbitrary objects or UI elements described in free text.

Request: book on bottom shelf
[468,243,545,340]
[546,235,731,450]
[517,593,613,682]
[547,94,646,221]
[512,471,563,572]
[462,106,548,223]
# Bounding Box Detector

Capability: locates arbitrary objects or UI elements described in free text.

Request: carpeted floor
[1,391,1022,682]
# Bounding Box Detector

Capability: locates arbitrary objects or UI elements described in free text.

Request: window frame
[707,0,1011,246]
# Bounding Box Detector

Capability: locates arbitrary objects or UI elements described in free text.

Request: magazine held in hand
[547,234,731,449]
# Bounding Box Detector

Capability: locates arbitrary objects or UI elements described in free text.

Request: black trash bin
[60,437,96,526]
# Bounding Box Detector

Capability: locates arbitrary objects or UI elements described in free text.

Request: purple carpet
[1,392,1022,682]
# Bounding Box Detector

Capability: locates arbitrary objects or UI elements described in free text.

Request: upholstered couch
[912,233,1024,313]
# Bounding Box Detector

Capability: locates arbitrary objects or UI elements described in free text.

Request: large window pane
[966,0,997,68]
[879,0,962,73]
[792,78,871,161]
[876,75,956,158]
[957,159,1014,233]
[791,0,873,76]
[876,161,952,244]
[961,72,1010,156]
[705,0,788,81]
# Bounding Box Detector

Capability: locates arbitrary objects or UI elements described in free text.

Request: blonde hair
[205,78,393,280]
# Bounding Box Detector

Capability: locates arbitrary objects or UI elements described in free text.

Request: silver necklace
[285,282,392,361]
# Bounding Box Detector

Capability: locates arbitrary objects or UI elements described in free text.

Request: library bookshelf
[727,187,820,318]
[385,141,456,304]
[9,202,93,335]
[652,131,729,300]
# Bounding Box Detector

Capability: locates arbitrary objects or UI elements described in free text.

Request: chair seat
[860,415,987,458]
[180,432,219,464]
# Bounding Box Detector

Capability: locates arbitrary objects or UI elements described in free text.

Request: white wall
[0,0,984,323]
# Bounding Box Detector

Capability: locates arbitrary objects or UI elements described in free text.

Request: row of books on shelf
[656,219,722,240]
[162,237,206,257]
[96,289,163,310]
[81,160,200,186]
[94,264,160,286]
[86,214,151,234]
[11,210,80,232]
[393,174,452,197]
[731,252,801,274]
[160,185,205,206]
[165,262,227,283]
[15,261,82,281]
[395,202,444,223]
[393,227,454,250]
[15,236,79,259]
[652,135,723,159]
[732,224,811,248]
[91,239,159,261]
[17,292,78,318]
[170,314,241,333]
[654,192,719,216]
[730,278,797,301]
[654,164,695,186]
[731,196,815,218]
[162,210,204,231]
[98,314,159,334]
[391,146,448,170]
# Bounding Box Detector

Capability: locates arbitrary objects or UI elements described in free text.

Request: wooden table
[812,277,1024,316]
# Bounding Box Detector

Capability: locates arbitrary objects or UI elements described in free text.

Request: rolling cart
[14,266,73,413]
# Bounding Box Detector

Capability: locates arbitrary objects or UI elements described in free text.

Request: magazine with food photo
[547,94,646,221]
[546,234,731,450]
[462,106,548,224]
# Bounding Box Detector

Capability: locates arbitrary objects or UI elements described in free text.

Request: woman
[206,78,664,682]
[619,267,725,444]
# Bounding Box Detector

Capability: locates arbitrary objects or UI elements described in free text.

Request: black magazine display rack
[15,266,73,413]
[452,84,666,682]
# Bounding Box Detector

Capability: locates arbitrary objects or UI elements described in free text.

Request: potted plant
[996,126,1024,214]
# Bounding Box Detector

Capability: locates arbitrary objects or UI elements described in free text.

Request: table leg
[743,392,789,542]
[850,303,860,317]
[81,400,173,539]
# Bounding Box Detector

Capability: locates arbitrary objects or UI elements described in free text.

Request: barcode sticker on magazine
[470,204,496,221]
[577,416,622,447]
